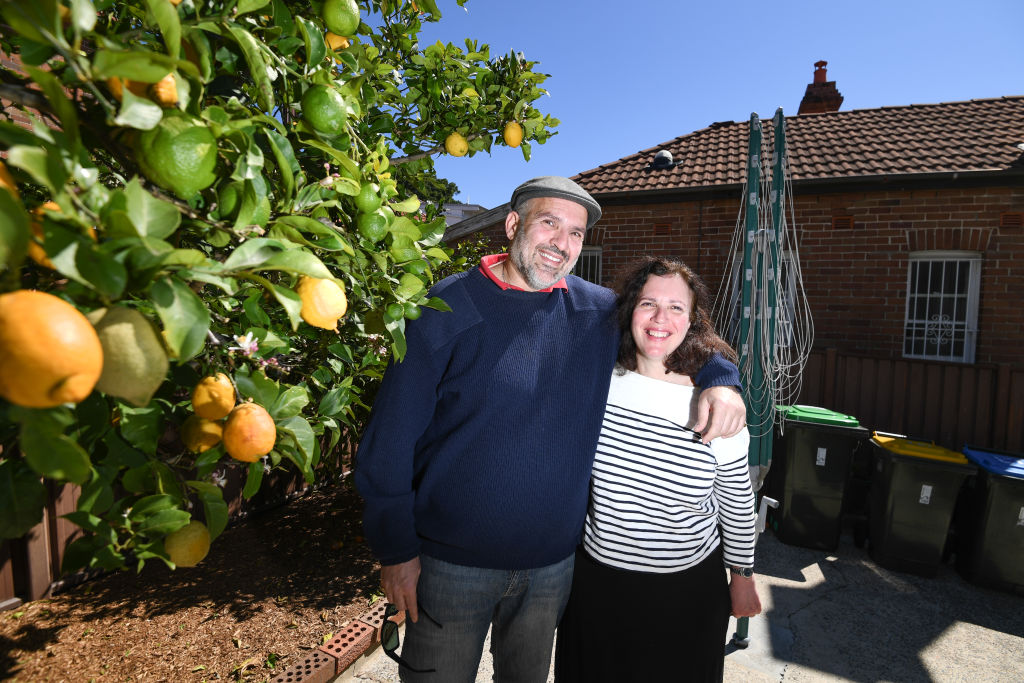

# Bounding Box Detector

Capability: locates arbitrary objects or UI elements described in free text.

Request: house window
[572,246,602,285]
[721,251,798,350]
[903,251,980,363]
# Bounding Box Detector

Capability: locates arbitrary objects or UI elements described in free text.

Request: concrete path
[348,530,1024,682]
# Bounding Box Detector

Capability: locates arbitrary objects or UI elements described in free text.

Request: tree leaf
[0,458,46,538]
[136,508,191,536]
[0,189,29,271]
[143,0,181,59]
[92,48,177,81]
[225,24,275,112]
[266,281,304,331]
[261,248,333,279]
[234,369,279,408]
[269,385,310,420]
[296,16,327,71]
[118,404,163,455]
[123,178,182,239]
[113,89,164,131]
[241,460,264,499]
[23,65,80,149]
[20,420,92,485]
[6,143,67,193]
[150,276,211,362]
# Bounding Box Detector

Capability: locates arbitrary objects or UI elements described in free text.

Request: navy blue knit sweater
[355,267,738,570]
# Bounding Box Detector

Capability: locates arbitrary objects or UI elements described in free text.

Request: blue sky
[416,0,1024,210]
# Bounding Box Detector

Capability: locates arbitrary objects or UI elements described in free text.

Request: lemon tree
[0,0,558,574]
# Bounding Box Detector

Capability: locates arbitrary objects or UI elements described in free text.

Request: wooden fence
[3,349,1022,609]
[798,348,1024,453]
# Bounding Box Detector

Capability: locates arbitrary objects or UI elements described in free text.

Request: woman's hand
[729,574,762,618]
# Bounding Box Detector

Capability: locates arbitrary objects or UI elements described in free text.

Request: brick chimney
[797,60,844,115]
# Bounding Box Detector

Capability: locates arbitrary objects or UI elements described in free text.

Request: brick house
[444,64,1024,451]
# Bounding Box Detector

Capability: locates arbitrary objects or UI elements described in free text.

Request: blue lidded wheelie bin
[956,446,1024,595]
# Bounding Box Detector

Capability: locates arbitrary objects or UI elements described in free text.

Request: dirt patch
[0,482,380,682]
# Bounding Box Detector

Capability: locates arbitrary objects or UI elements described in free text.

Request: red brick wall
[593,185,1024,366]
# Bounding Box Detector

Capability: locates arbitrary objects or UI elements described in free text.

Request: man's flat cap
[510,176,602,229]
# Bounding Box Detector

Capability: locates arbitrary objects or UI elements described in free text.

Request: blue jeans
[398,553,575,683]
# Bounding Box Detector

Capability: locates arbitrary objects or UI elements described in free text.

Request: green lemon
[302,85,347,136]
[385,302,405,320]
[354,182,382,213]
[322,0,360,37]
[135,112,218,199]
[357,210,389,243]
[403,302,422,320]
[217,181,242,219]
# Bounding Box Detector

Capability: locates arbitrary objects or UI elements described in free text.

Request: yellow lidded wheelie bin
[867,433,976,577]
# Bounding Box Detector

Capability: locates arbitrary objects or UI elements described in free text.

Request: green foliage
[0,0,554,573]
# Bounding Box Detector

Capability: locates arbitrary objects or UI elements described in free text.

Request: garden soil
[0,482,379,682]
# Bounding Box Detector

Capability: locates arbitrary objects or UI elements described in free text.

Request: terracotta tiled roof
[574,96,1024,198]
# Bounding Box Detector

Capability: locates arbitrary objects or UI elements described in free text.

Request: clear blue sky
[416,0,1024,210]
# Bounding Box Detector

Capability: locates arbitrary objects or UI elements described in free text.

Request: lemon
[0,291,103,408]
[357,210,389,243]
[149,73,178,108]
[354,182,382,213]
[322,0,360,37]
[325,32,350,50]
[181,415,223,454]
[302,85,347,136]
[164,521,211,567]
[503,121,523,148]
[191,373,235,420]
[135,112,217,199]
[0,160,20,199]
[106,77,149,102]
[404,302,422,320]
[86,306,170,407]
[223,402,277,462]
[444,132,468,157]
[296,276,348,330]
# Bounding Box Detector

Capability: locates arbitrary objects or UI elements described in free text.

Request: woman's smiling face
[630,273,694,377]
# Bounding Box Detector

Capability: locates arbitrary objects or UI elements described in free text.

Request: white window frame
[722,251,798,350]
[903,251,980,363]
[572,246,602,285]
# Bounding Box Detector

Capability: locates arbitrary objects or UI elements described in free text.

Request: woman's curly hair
[614,256,738,379]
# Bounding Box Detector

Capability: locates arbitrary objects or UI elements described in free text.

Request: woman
[555,256,761,682]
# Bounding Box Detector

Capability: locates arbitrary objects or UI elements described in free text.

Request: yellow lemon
[296,276,348,330]
[0,291,104,408]
[191,373,235,420]
[165,521,211,567]
[444,132,468,157]
[223,402,277,462]
[181,414,223,454]
[503,121,523,148]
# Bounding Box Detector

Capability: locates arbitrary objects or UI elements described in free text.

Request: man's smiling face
[504,196,587,291]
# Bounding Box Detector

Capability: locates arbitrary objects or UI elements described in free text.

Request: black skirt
[554,544,731,683]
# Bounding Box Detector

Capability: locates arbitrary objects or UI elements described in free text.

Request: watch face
[732,566,754,577]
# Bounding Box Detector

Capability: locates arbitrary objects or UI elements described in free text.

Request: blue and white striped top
[583,370,757,573]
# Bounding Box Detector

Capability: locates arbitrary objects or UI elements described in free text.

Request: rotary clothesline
[711,109,814,488]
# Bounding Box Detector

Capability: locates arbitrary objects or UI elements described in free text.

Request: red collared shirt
[478,254,568,292]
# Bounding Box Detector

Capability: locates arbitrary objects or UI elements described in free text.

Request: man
[355,176,746,682]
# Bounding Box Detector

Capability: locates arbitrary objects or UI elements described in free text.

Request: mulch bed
[0,481,380,682]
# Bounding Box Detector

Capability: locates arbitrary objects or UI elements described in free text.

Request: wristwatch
[729,565,754,578]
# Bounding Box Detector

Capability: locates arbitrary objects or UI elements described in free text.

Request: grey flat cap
[510,176,602,229]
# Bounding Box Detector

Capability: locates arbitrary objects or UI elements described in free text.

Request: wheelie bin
[867,433,976,577]
[768,405,870,551]
[956,445,1024,594]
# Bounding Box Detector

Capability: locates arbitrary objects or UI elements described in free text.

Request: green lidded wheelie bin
[868,433,976,577]
[768,405,870,551]
[956,445,1024,595]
